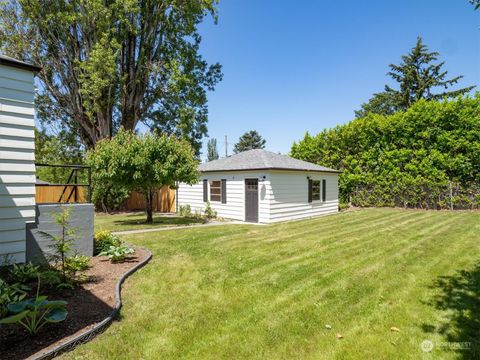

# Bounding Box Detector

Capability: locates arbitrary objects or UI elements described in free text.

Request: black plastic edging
[32,249,153,360]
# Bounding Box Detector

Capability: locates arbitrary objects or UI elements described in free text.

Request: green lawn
[66,208,480,359]
[94,212,205,232]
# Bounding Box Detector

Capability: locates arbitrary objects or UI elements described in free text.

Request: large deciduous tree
[0,0,222,153]
[355,37,474,118]
[233,130,266,154]
[87,129,199,223]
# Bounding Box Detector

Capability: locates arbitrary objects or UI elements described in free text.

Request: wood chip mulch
[0,247,150,360]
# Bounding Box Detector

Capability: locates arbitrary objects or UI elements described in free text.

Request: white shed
[0,55,40,263]
[177,149,340,223]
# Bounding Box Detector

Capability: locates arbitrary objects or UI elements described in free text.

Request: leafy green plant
[65,255,90,281]
[204,202,217,219]
[39,207,77,282]
[39,269,62,287]
[0,279,29,318]
[94,231,122,255]
[0,279,68,335]
[87,129,199,224]
[10,263,39,283]
[99,245,135,263]
[291,96,480,209]
[179,204,192,217]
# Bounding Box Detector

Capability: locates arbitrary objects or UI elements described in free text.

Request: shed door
[245,179,259,223]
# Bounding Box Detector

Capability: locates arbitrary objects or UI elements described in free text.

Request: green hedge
[291,95,480,209]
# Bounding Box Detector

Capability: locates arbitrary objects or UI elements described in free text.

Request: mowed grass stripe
[63,209,480,360]
[160,212,457,356]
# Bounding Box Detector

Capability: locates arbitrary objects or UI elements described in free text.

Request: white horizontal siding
[0,63,36,263]
[0,111,34,127]
[268,171,339,223]
[0,184,35,195]
[0,123,35,138]
[0,161,35,172]
[178,171,271,223]
[0,148,35,161]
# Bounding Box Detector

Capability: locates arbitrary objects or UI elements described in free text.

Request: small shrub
[204,202,217,219]
[0,279,29,318]
[193,209,203,220]
[10,263,39,283]
[99,245,135,263]
[0,279,67,335]
[94,231,122,255]
[39,207,76,282]
[179,204,192,217]
[339,202,350,211]
[65,255,90,282]
[39,269,62,287]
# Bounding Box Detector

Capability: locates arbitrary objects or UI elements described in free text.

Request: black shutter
[322,179,326,202]
[203,179,208,202]
[221,179,227,204]
[308,179,313,203]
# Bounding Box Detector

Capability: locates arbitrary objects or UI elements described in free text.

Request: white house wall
[177,171,272,223]
[268,171,339,222]
[0,64,36,263]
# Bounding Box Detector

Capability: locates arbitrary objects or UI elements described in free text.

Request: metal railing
[35,163,92,204]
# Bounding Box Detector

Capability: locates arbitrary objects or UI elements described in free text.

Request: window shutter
[308,179,313,203]
[322,179,326,202]
[203,179,208,202]
[221,179,227,204]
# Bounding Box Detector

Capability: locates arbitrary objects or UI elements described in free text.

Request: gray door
[245,179,259,222]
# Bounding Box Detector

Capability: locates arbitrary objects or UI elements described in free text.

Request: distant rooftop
[0,54,42,72]
[199,149,340,173]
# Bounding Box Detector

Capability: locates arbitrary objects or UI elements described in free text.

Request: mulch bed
[0,247,149,360]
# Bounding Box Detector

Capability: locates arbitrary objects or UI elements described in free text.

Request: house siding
[178,169,339,224]
[0,64,36,263]
[177,171,272,223]
[268,171,339,222]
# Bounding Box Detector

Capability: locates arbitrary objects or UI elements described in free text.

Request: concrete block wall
[26,203,94,264]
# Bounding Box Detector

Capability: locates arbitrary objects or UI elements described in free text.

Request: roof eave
[0,57,42,73]
[199,167,342,174]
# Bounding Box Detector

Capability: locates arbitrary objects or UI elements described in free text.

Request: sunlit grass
[94,212,205,232]
[65,208,480,359]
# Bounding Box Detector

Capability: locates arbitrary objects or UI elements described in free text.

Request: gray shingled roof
[0,54,42,72]
[199,149,340,173]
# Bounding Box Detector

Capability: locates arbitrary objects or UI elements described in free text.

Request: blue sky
[197,0,479,159]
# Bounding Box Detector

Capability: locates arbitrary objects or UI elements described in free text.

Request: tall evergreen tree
[233,130,266,154]
[355,37,475,118]
[471,0,480,10]
[207,138,219,161]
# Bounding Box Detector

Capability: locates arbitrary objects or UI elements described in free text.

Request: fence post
[449,181,453,210]
[87,167,92,203]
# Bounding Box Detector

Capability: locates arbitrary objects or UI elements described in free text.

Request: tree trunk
[145,190,154,224]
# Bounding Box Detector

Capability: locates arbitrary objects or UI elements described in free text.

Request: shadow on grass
[113,215,206,227]
[424,263,480,358]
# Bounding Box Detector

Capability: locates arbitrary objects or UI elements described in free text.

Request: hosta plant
[10,263,39,283]
[0,279,67,335]
[94,231,122,255]
[0,279,29,318]
[99,245,135,263]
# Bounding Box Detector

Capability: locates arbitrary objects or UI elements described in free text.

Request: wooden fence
[36,185,87,203]
[123,186,176,213]
[36,184,175,213]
